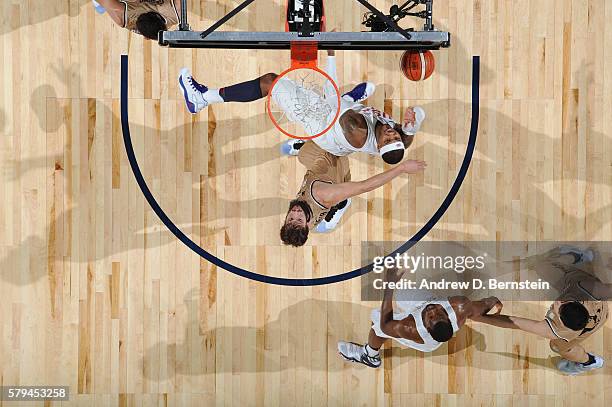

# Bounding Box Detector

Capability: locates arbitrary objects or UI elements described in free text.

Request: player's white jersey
[370,297,460,352]
[313,101,400,156]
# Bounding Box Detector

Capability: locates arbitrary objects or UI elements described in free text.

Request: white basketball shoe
[337,341,381,368]
[315,199,351,233]
[557,354,604,375]
[178,68,210,114]
[557,246,594,264]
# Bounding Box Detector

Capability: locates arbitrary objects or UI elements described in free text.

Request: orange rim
[266,66,341,140]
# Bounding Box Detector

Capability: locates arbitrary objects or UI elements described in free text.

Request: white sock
[203,89,224,104]
[365,344,379,357]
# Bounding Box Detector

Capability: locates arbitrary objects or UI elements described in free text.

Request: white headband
[379,141,405,157]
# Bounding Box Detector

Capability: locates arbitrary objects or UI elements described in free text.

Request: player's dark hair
[381,149,404,165]
[559,301,589,331]
[429,321,454,342]
[280,200,312,247]
[136,12,167,41]
[280,223,309,247]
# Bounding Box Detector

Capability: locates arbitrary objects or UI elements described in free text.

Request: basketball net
[267,42,341,140]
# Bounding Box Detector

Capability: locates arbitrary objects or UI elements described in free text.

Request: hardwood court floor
[0,0,611,406]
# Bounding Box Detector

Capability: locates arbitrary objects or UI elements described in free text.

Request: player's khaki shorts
[297,141,351,182]
[549,317,605,361]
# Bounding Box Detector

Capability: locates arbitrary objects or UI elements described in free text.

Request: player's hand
[398,160,427,174]
[403,107,417,127]
[484,297,503,315]
[385,267,405,283]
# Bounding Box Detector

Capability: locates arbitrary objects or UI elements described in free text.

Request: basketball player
[337,267,503,368]
[177,50,425,167]
[282,146,426,244]
[278,49,426,168]
[92,0,181,40]
[473,246,609,375]
[178,51,426,235]
[278,50,425,232]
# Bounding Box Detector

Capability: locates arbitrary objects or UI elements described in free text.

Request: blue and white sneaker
[342,82,376,103]
[92,0,106,14]
[280,139,306,156]
[178,68,209,114]
[315,199,351,233]
[558,246,594,264]
[557,354,604,375]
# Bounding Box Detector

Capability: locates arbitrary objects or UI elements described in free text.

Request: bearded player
[337,268,504,368]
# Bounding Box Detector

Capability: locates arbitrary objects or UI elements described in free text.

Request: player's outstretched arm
[315,159,427,207]
[378,268,402,336]
[449,296,502,329]
[378,269,421,341]
[323,49,338,100]
[467,297,503,318]
[471,313,558,340]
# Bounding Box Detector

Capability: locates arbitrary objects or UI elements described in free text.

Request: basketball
[400,50,435,81]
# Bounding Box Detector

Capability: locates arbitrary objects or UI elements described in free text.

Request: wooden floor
[1,0,611,405]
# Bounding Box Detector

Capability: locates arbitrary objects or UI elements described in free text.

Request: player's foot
[280,139,306,156]
[92,0,106,14]
[337,341,381,368]
[178,68,209,114]
[402,106,426,135]
[557,354,603,375]
[315,199,351,233]
[558,246,594,264]
[342,82,376,103]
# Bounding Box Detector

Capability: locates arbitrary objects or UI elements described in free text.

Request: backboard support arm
[179,0,189,31]
[200,0,257,39]
[354,0,412,40]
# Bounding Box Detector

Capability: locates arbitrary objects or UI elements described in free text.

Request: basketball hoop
[266,42,341,140]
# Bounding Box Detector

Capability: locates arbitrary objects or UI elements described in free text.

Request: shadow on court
[142,295,494,380]
[486,326,612,373]
[342,96,612,239]
[142,292,611,379]
[0,206,227,286]
[23,73,280,182]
